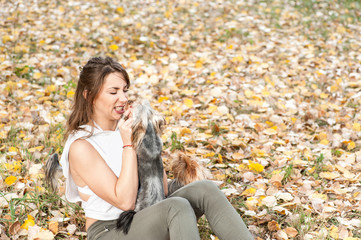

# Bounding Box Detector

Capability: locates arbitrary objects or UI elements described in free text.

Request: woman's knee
[166,196,193,211]
[190,180,219,194]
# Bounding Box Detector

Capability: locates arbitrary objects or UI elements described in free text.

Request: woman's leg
[87,197,200,240]
[169,180,254,240]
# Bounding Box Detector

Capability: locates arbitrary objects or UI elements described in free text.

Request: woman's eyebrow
[108,87,120,90]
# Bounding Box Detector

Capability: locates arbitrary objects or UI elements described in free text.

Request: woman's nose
[118,93,128,103]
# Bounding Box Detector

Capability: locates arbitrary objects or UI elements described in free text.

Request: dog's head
[131,100,166,150]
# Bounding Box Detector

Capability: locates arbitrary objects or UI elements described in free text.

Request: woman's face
[92,72,129,128]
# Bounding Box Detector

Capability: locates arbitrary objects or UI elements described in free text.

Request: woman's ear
[83,90,88,99]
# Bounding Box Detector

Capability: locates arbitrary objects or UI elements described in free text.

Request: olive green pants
[87,180,254,240]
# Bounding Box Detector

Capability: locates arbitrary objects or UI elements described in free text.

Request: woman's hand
[117,107,133,145]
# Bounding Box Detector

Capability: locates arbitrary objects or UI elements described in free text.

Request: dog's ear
[152,114,166,137]
[131,102,147,150]
[131,120,146,150]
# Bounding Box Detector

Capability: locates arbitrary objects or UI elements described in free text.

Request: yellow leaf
[158,96,169,103]
[195,59,203,68]
[245,197,258,210]
[238,164,247,171]
[352,122,361,131]
[264,75,275,87]
[33,72,42,80]
[2,35,12,43]
[161,134,168,142]
[45,85,56,93]
[320,139,329,145]
[218,154,223,163]
[330,84,338,92]
[164,10,172,18]
[36,186,45,193]
[248,161,264,173]
[9,147,18,153]
[227,113,234,122]
[180,127,192,136]
[315,70,324,76]
[67,90,75,99]
[208,104,218,113]
[28,146,44,153]
[320,92,328,99]
[261,88,270,96]
[183,98,193,108]
[347,141,356,150]
[13,161,21,173]
[21,219,35,230]
[109,44,119,51]
[265,121,274,127]
[329,226,339,239]
[318,132,328,140]
[241,187,256,197]
[5,176,17,186]
[308,166,316,174]
[203,152,215,158]
[116,7,124,13]
[231,55,243,63]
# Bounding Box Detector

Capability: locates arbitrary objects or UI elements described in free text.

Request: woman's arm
[69,108,138,210]
[69,139,138,210]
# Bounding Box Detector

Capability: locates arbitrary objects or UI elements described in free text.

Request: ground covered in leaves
[1,0,361,239]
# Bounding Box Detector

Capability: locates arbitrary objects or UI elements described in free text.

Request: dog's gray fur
[132,102,165,211]
[115,100,166,234]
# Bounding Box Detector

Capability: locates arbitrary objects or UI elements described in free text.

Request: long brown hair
[65,56,130,138]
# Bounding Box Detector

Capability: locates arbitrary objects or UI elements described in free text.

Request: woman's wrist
[123,144,133,149]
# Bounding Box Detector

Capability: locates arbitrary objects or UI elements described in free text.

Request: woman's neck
[90,118,117,131]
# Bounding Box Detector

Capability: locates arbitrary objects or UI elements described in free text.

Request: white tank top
[60,124,124,220]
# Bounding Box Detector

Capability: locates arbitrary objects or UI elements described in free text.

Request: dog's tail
[168,152,211,195]
[44,153,62,192]
[116,210,136,234]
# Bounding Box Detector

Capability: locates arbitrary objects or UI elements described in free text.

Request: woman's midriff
[86,217,98,231]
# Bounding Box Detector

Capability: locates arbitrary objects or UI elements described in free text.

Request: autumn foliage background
[1,0,361,239]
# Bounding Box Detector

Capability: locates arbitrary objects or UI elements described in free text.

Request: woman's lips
[114,106,124,115]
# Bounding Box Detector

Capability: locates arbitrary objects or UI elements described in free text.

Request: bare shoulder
[69,139,99,165]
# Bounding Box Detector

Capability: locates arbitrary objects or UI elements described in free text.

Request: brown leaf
[9,221,21,235]
[48,221,58,234]
[268,220,280,232]
[270,173,283,188]
[284,227,298,237]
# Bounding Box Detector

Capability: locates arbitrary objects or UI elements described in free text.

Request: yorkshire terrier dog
[45,100,210,235]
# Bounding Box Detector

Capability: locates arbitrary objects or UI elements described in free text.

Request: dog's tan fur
[171,152,211,185]
[130,100,166,150]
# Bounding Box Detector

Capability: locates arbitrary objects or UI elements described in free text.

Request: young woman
[60,56,254,240]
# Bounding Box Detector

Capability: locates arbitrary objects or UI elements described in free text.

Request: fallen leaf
[268,220,280,231]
